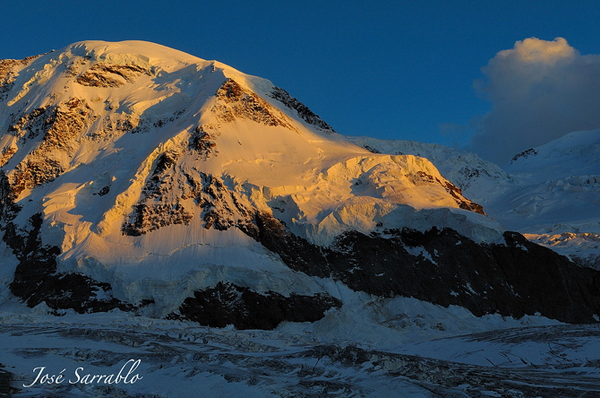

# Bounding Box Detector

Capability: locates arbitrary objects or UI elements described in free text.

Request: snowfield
[2,308,599,397]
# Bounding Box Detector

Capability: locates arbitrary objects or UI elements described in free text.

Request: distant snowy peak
[507,129,600,178]
[498,129,600,264]
[501,129,600,232]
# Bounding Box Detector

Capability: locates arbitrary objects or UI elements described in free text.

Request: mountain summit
[1,41,599,328]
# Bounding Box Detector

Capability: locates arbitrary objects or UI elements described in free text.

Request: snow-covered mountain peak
[500,129,600,234]
[0,41,506,317]
[508,129,600,179]
[4,41,598,335]
[0,40,496,248]
[496,129,600,265]
[67,40,202,67]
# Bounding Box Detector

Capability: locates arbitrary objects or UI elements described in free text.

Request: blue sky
[2,1,600,163]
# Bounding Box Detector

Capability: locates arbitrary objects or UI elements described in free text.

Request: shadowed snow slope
[1,41,600,329]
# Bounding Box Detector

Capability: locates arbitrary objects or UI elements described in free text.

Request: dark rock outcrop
[5,213,133,314]
[177,282,341,330]
[76,63,152,88]
[122,150,195,236]
[122,203,193,237]
[0,55,40,101]
[269,87,335,134]
[213,79,295,129]
[242,212,600,324]
[412,170,485,214]
[6,98,96,198]
[0,363,14,397]
[0,168,132,314]
[511,148,538,163]
[188,126,218,159]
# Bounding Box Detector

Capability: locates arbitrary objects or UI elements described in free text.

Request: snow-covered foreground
[2,308,599,397]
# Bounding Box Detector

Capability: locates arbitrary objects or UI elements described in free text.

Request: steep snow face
[0,40,502,317]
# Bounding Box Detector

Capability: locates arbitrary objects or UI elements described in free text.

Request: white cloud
[470,37,600,164]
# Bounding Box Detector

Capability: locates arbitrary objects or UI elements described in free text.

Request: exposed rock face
[0,55,40,100]
[197,173,256,232]
[7,106,51,144]
[512,148,538,163]
[76,63,152,87]
[122,154,254,236]
[122,202,193,237]
[241,212,600,324]
[412,170,485,214]
[188,126,218,159]
[269,86,335,134]
[122,150,194,236]
[0,365,13,397]
[0,172,19,224]
[0,60,19,94]
[177,282,341,330]
[213,79,295,129]
[5,212,133,314]
[6,97,96,198]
